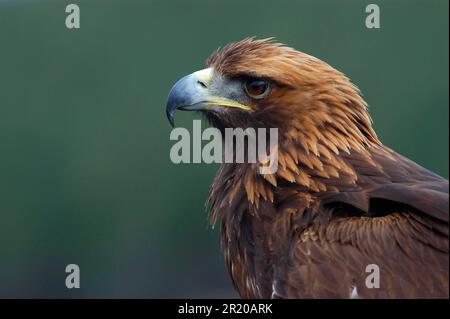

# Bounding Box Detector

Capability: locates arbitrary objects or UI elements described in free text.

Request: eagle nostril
[197,80,207,89]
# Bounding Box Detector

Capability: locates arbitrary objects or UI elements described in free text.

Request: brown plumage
[167,38,449,298]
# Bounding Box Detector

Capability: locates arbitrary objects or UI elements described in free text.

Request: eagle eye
[244,78,270,99]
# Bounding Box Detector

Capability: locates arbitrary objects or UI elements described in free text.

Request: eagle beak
[166,68,251,127]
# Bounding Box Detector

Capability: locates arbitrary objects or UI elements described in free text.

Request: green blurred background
[0,0,448,298]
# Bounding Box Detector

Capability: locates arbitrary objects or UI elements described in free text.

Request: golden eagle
[166,39,449,298]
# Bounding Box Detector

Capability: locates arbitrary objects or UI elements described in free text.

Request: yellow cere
[193,68,252,111]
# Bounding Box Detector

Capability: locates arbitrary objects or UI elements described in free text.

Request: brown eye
[244,78,270,99]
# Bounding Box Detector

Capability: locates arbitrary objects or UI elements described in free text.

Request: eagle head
[166,38,378,150]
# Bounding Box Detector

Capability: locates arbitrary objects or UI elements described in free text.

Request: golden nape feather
[167,38,449,298]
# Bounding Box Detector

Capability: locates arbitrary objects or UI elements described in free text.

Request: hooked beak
[166,68,251,127]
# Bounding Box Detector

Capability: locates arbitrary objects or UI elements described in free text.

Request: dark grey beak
[166,73,209,127]
[165,68,251,126]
